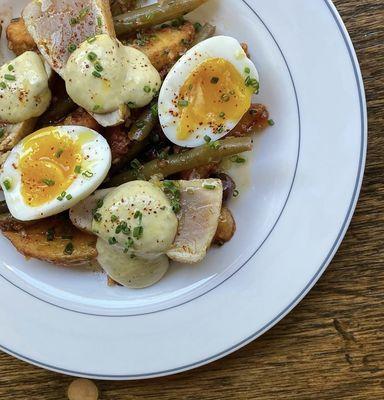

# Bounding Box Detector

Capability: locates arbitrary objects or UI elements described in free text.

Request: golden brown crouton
[130,22,196,74]
[6,18,37,55]
[1,216,98,267]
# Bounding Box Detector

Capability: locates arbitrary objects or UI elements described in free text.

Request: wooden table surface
[1,1,383,398]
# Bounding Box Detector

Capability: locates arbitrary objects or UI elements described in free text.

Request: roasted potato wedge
[1,216,97,267]
[213,207,236,246]
[129,22,196,74]
[63,107,102,131]
[0,119,38,152]
[6,17,37,55]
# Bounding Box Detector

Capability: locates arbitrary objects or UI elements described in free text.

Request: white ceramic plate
[0,0,366,379]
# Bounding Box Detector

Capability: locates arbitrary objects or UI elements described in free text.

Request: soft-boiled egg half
[158,36,260,147]
[0,126,111,221]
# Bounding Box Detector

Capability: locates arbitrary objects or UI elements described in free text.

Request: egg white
[0,126,111,221]
[158,36,260,148]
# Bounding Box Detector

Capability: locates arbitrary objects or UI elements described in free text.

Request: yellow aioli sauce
[177,58,253,140]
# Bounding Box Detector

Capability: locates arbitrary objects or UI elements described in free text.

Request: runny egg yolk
[19,128,83,207]
[177,58,253,140]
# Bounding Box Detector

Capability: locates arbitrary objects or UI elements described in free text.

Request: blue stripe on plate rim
[0,0,367,379]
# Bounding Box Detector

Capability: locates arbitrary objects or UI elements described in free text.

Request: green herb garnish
[203,184,216,190]
[133,226,143,240]
[68,43,77,53]
[4,74,15,81]
[178,99,189,107]
[64,242,74,255]
[55,148,64,158]
[108,237,117,245]
[2,179,11,191]
[82,170,94,178]
[42,179,55,186]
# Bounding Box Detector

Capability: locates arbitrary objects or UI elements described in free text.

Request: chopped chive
[203,184,216,190]
[61,191,67,197]
[7,65,14,72]
[70,17,78,25]
[127,101,136,108]
[96,199,103,209]
[194,22,202,32]
[151,103,158,117]
[74,165,82,174]
[97,16,102,28]
[233,189,240,197]
[66,194,73,200]
[46,228,55,242]
[244,67,251,74]
[0,82,6,89]
[93,104,101,111]
[87,52,97,62]
[87,36,96,43]
[82,170,94,178]
[143,85,151,93]
[94,62,103,72]
[217,125,224,134]
[79,7,89,20]
[108,237,117,245]
[134,210,142,220]
[57,196,63,201]
[268,119,275,126]
[204,135,211,143]
[135,120,146,129]
[178,99,189,107]
[42,179,55,186]
[133,226,143,240]
[68,43,77,53]
[111,215,118,223]
[219,112,225,118]
[210,77,219,84]
[55,148,64,158]
[230,155,246,164]
[0,127,5,138]
[209,141,221,150]
[92,70,101,78]
[4,74,16,81]
[64,242,74,255]
[93,212,102,222]
[3,179,11,190]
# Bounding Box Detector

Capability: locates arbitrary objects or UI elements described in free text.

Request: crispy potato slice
[0,119,38,152]
[2,216,97,267]
[6,17,37,55]
[129,22,196,74]
[63,107,101,131]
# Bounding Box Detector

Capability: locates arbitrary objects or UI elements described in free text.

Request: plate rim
[0,0,367,379]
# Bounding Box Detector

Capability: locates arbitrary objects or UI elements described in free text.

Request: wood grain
[0,0,383,398]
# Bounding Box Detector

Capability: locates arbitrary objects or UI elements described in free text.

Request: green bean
[128,103,158,142]
[192,23,216,46]
[108,136,253,186]
[114,0,208,36]
[0,200,8,214]
[38,94,77,127]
